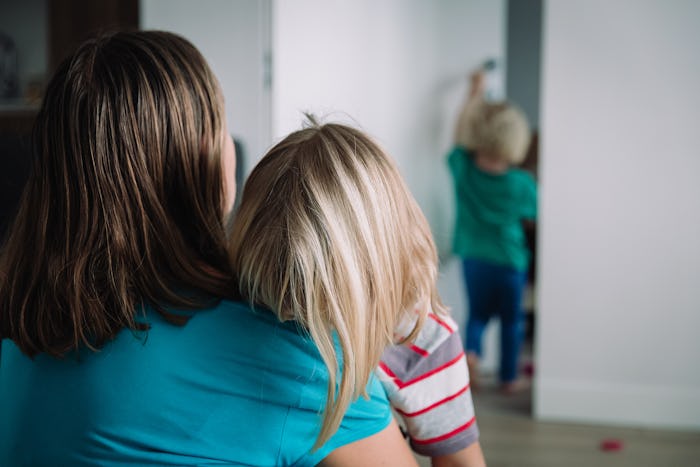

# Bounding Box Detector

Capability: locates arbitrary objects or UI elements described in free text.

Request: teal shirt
[0,301,391,466]
[448,146,537,271]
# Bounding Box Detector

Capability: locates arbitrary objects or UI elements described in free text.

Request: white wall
[272,0,506,340]
[140,0,271,176]
[536,0,700,429]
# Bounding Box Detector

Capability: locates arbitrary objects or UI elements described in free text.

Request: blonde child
[231,116,486,466]
[449,71,537,393]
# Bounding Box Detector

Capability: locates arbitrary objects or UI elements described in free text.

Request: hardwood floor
[416,358,700,466]
[471,386,699,466]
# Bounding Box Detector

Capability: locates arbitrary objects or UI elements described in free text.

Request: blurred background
[1,0,699,465]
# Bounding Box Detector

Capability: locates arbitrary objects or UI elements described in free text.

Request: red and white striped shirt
[377,312,479,457]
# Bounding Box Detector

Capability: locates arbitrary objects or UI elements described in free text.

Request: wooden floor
[416,364,700,466]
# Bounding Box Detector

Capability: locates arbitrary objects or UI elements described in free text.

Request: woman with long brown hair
[0,31,414,466]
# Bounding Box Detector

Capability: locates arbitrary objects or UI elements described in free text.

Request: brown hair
[0,31,235,357]
[229,116,446,447]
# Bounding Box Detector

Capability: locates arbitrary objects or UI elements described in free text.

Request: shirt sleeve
[376,312,480,457]
[289,341,392,467]
[446,146,472,183]
[296,375,393,466]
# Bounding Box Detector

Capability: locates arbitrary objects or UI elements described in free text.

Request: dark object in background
[48,0,139,72]
[233,137,245,212]
[0,132,31,241]
[0,33,19,99]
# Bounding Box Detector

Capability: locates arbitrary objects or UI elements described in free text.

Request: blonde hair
[471,102,531,165]
[228,117,445,448]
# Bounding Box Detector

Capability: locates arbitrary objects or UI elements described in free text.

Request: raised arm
[454,71,486,149]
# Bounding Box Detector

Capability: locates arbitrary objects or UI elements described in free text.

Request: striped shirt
[377,312,479,457]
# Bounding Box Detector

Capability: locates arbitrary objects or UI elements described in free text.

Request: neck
[475,152,509,174]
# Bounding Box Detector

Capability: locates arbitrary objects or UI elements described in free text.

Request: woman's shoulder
[187,299,321,365]
[141,299,325,397]
[189,300,392,464]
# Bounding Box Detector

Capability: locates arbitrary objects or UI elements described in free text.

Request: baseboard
[534,378,700,431]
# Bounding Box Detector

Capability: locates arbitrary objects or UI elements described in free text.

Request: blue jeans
[463,259,527,383]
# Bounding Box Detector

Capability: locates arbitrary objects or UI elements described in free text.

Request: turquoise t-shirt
[448,145,537,271]
[0,301,391,466]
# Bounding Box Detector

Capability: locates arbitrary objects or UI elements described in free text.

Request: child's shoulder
[447,144,473,162]
[507,166,536,186]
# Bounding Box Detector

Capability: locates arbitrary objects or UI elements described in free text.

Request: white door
[140,0,272,179]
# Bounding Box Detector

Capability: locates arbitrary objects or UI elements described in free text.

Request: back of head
[473,101,531,165]
[0,31,234,356]
[229,116,445,447]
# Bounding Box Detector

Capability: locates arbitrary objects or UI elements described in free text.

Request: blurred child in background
[448,70,537,394]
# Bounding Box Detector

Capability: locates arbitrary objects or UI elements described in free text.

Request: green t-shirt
[447,146,537,271]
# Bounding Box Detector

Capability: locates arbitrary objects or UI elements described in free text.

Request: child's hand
[469,71,486,98]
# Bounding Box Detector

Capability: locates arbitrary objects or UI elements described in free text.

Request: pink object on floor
[600,439,623,452]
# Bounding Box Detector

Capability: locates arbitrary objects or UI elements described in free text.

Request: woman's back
[0,299,390,466]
